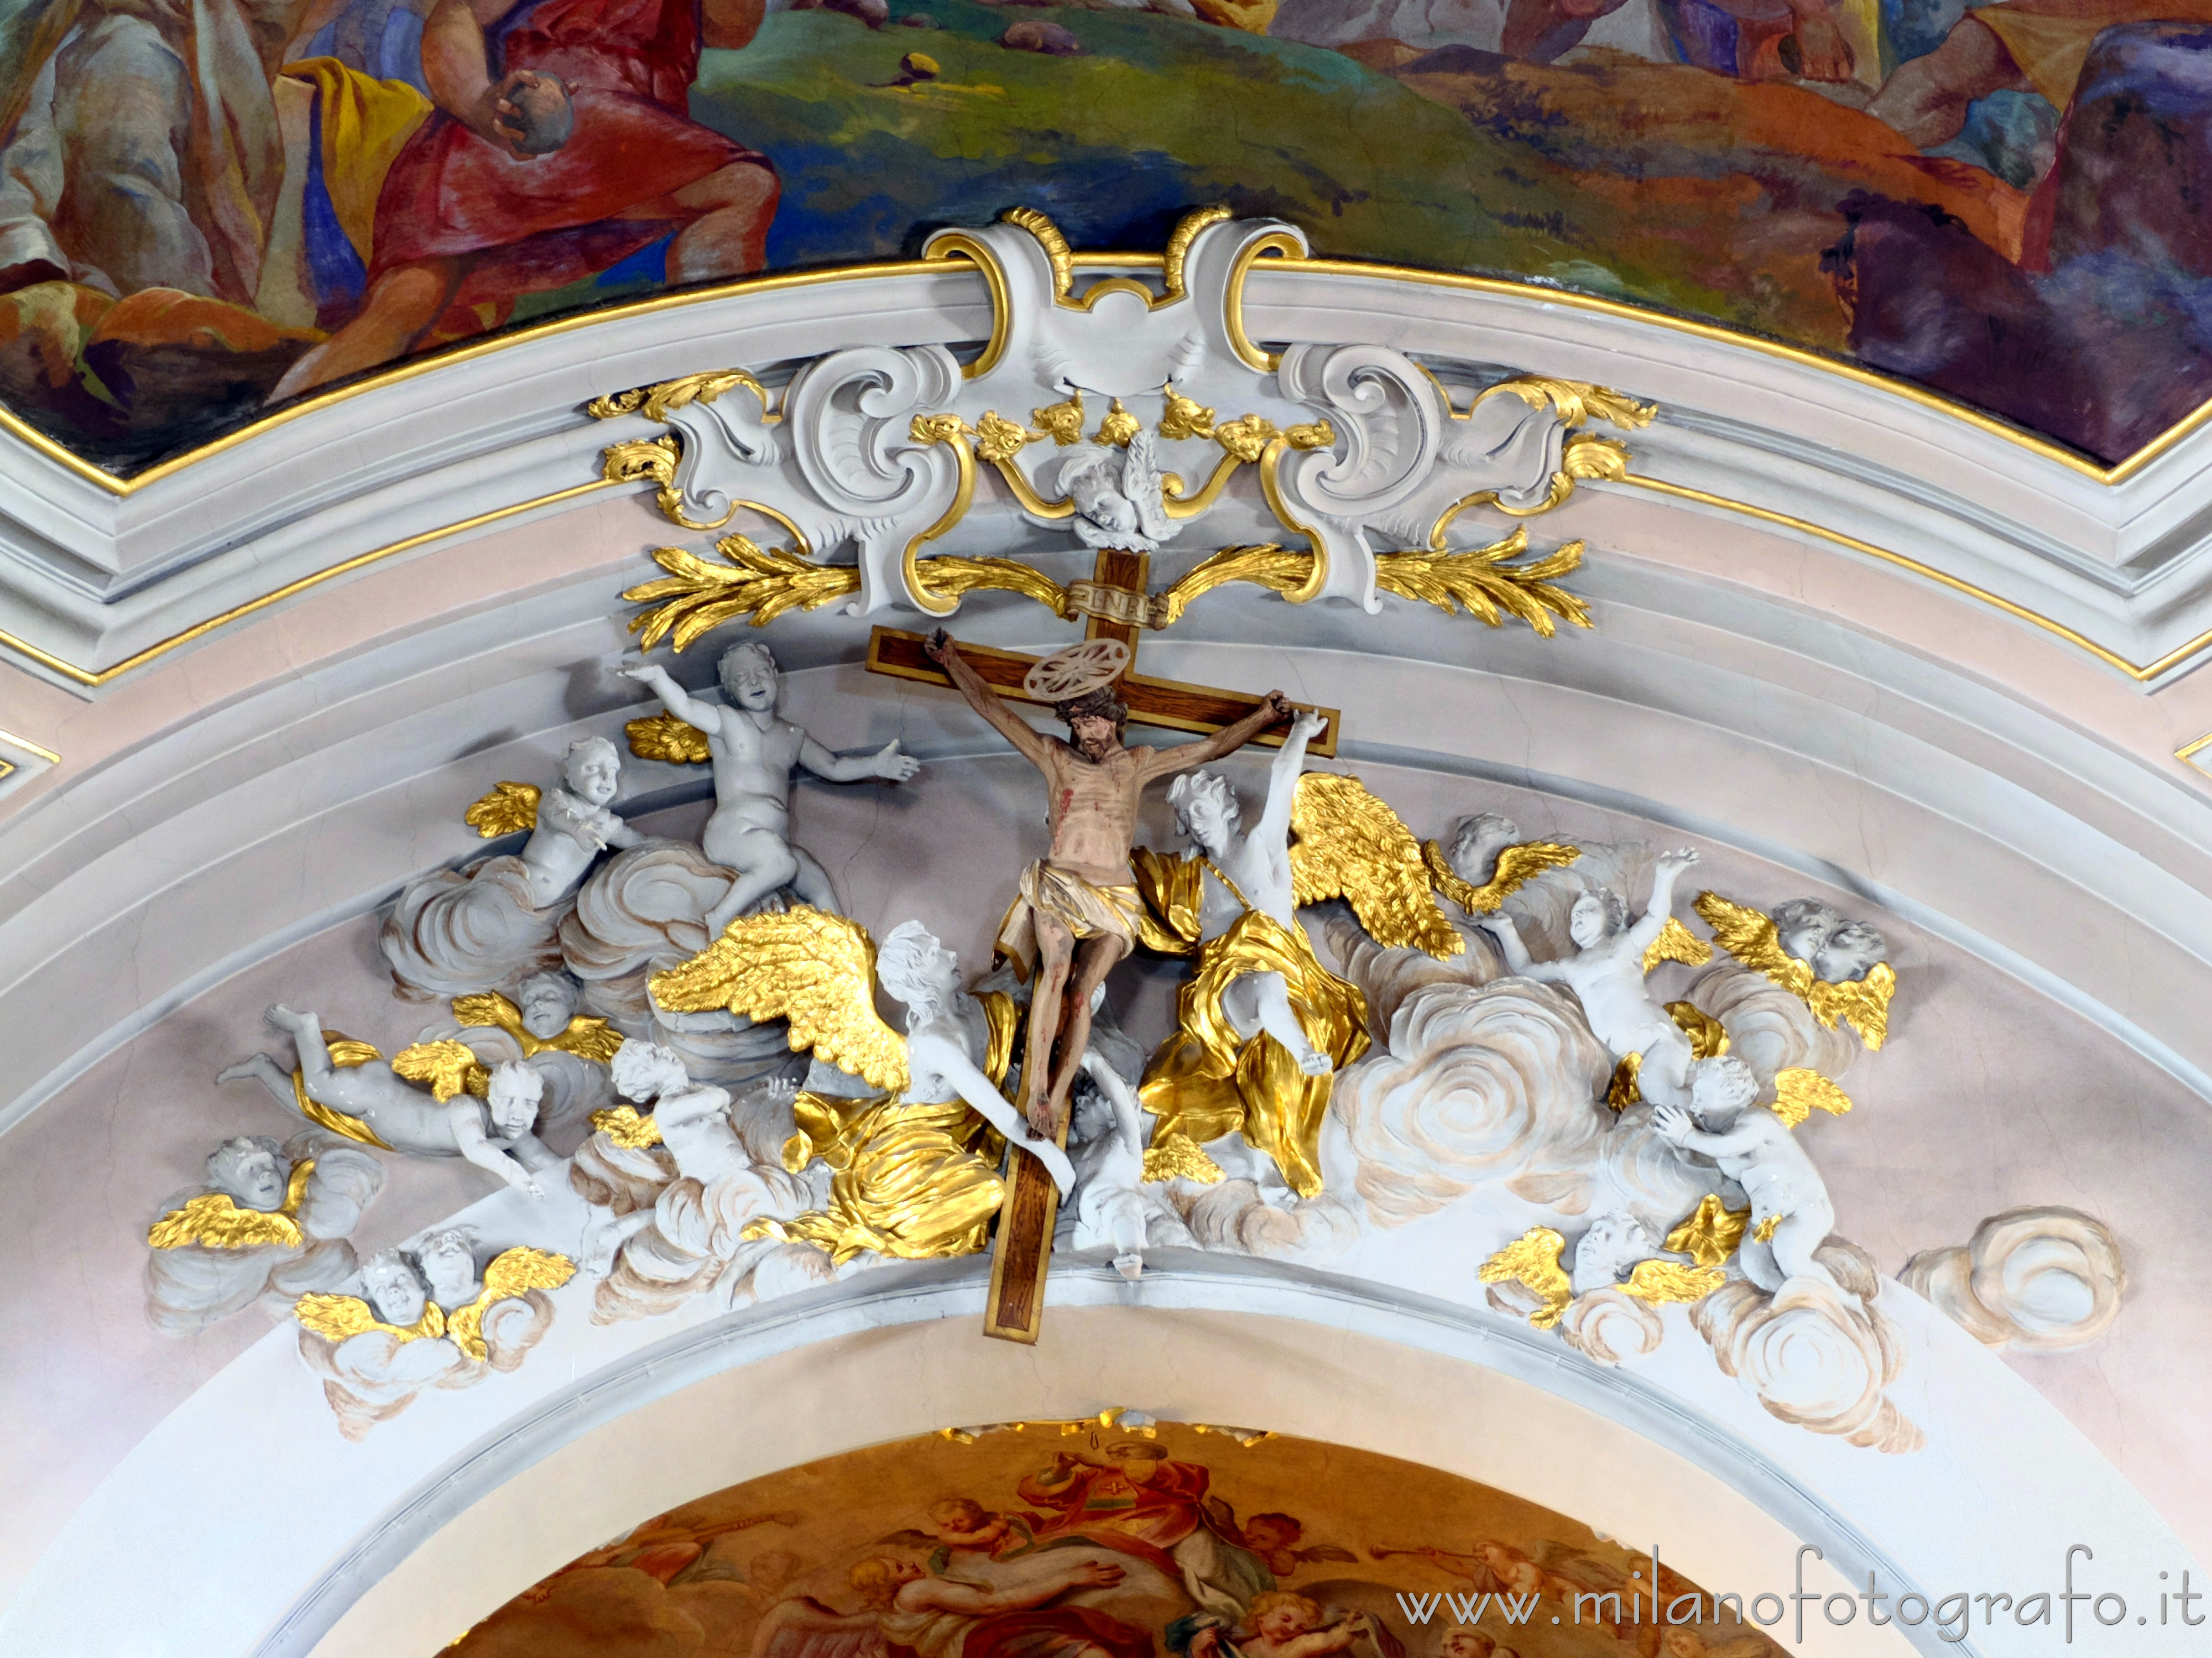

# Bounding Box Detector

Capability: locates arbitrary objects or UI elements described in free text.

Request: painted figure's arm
[421,0,539,151]
[620,663,722,733]
[798,732,921,784]
[702,0,769,50]
[1149,692,1295,778]
[909,1028,1075,1194]
[906,1558,1125,1615]
[922,630,1052,768]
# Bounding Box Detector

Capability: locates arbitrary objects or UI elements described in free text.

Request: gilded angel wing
[551,1016,625,1066]
[627,711,712,764]
[464,781,541,838]
[1423,837,1582,915]
[1618,1259,1726,1305]
[1807,963,1895,1049]
[390,1039,484,1103]
[649,906,910,1094]
[451,992,524,1039]
[448,1247,577,1359]
[1692,891,1812,996]
[1478,1227,1573,1328]
[1770,1067,1853,1129]
[1642,915,1713,973]
[147,1193,303,1251]
[1291,774,1462,957]
[294,1294,444,1344]
[590,1104,665,1148]
[1663,1195,1750,1269]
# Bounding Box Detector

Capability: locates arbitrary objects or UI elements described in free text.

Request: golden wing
[391,1039,483,1103]
[451,992,524,1039]
[551,1015,625,1066]
[1290,774,1462,957]
[1770,1068,1854,1129]
[1478,1227,1573,1328]
[1619,1259,1726,1305]
[1692,891,1812,997]
[1807,962,1895,1050]
[590,1104,664,1148]
[147,1193,303,1251]
[627,711,712,765]
[464,781,541,838]
[283,1158,315,1217]
[1424,838,1582,916]
[649,906,910,1094]
[1662,999,1729,1059]
[450,1247,578,1360]
[325,1035,380,1068]
[1663,1195,1750,1268]
[1642,915,1713,973]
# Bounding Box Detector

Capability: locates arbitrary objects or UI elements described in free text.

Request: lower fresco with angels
[142,583,2128,1447]
[442,1422,1786,1657]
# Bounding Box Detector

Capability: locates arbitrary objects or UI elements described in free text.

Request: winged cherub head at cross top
[205,1135,290,1212]
[1057,433,1176,553]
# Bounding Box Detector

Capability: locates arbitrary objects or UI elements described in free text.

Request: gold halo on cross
[1022,638,1130,702]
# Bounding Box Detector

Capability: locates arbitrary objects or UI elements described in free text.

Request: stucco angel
[1422,811,1583,918]
[144,1132,387,1337]
[1053,432,1178,552]
[294,1239,575,1439]
[1694,891,1895,1047]
[220,1004,560,1198]
[649,909,1074,1264]
[1131,713,1375,1197]
[1478,850,1704,1105]
[384,736,643,999]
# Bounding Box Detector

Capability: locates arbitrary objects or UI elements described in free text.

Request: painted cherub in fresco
[926,1498,1020,1558]
[1193,1592,1383,1658]
[1234,1514,1354,1578]
[624,642,919,932]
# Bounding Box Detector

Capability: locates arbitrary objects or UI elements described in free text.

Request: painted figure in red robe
[273,0,778,399]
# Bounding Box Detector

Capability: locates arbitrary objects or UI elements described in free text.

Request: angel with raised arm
[219,1005,559,1198]
[650,910,1074,1264]
[1133,711,1370,1197]
[384,737,643,998]
[621,641,920,934]
[1479,849,1703,1106]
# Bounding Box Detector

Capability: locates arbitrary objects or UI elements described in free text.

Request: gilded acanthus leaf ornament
[463,781,540,838]
[1480,1227,1574,1329]
[1287,773,1462,958]
[1693,891,1896,1049]
[1421,836,1581,915]
[1665,1194,1752,1268]
[294,1292,446,1346]
[445,1247,577,1362]
[1770,1067,1854,1129]
[624,535,860,653]
[588,1104,664,1148]
[147,1160,314,1250]
[1371,529,1593,637]
[649,906,911,1094]
[1619,1259,1727,1305]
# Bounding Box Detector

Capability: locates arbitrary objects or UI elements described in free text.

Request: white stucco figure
[1653,1055,1838,1290]
[1570,1209,1663,1294]
[383,738,643,998]
[1067,1052,1158,1279]
[1442,811,1524,888]
[221,1005,560,1198]
[1479,849,1701,1104]
[1768,898,1890,983]
[1055,432,1177,552]
[144,1131,387,1336]
[622,642,919,932]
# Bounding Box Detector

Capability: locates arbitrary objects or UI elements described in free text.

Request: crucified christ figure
[923,628,1292,1135]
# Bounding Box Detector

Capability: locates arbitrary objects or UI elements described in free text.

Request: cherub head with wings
[1058,434,1176,552]
[515,972,581,1041]
[206,1135,291,1213]
[360,1249,431,1328]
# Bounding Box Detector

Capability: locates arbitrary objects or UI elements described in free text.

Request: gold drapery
[745,993,1021,1263]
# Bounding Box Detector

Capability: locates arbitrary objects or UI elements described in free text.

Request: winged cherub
[1135,710,1371,1197]
[1478,850,1703,1106]
[924,629,1293,1135]
[1056,432,1177,552]
[1653,1055,1839,1290]
[383,737,642,998]
[651,910,1075,1263]
[1422,811,1582,917]
[220,1005,559,1198]
[1695,891,1895,1048]
[622,642,920,934]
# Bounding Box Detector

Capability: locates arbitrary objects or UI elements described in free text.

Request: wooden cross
[865,549,1339,1343]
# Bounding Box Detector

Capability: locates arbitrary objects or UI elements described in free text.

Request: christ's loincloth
[994,861,1145,981]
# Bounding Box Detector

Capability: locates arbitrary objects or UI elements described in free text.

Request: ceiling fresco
[444,1421,1785,1657]
[0,0,2203,477]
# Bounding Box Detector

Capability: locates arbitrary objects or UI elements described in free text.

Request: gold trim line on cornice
[6,250,2203,497]
[1613,473,2211,684]
[0,479,618,689]
[2176,731,2212,765]
[0,726,60,763]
